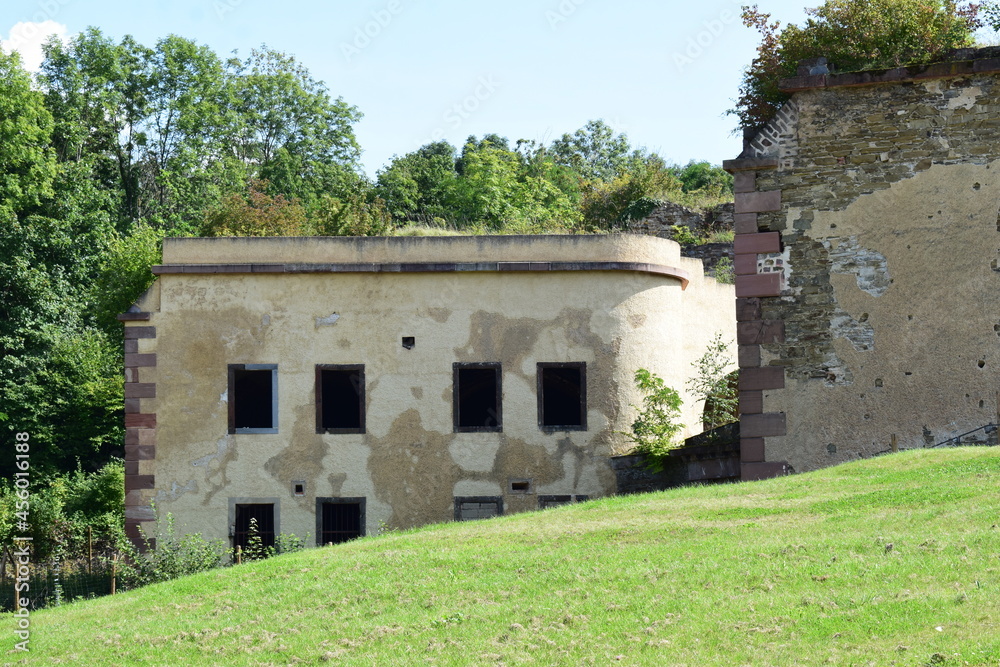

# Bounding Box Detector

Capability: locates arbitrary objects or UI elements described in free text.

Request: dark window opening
[229,365,277,433]
[316,498,365,545]
[454,496,503,521]
[316,365,365,433]
[538,363,586,430]
[402,336,415,349]
[453,363,502,432]
[293,481,305,496]
[233,503,275,551]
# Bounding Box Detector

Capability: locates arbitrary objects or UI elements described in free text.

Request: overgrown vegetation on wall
[734,0,981,130]
[624,335,738,470]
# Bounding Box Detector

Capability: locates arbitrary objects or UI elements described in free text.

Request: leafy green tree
[551,119,631,181]
[141,35,235,230]
[38,34,365,229]
[375,141,460,222]
[623,369,684,472]
[451,139,525,228]
[671,161,733,195]
[734,1,980,131]
[687,333,739,431]
[986,1,1000,29]
[39,29,154,227]
[0,49,57,219]
[0,54,123,476]
[226,47,363,208]
[90,223,162,334]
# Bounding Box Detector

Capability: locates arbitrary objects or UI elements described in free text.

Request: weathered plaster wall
[727,60,1000,476]
[123,235,734,544]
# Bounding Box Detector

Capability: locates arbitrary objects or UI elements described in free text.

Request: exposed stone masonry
[726,48,1000,474]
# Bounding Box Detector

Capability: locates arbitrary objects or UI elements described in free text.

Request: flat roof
[156,234,696,289]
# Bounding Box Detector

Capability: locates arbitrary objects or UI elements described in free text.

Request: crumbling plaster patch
[764,160,1000,470]
[822,236,890,297]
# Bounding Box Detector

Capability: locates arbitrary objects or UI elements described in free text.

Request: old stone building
[120,234,734,548]
[725,49,1000,478]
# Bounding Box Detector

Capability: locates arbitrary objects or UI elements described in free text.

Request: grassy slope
[6,448,1000,666]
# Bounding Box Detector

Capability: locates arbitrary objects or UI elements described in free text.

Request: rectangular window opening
[453,363,502,432]
[316,497,366,545]
[233,503,275,551]
[229,364,278,433]
[454,496,503,521]
[316,365,365,433]
[538,362,586,431]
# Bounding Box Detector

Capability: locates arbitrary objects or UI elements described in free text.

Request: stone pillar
[723,157,791,481]
[119,313,158,551]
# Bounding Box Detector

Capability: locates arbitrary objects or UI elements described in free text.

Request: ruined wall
[122,235,735,544]
[726,55,1000,476]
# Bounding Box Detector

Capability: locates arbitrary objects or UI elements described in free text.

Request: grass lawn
[4,447,1000,666]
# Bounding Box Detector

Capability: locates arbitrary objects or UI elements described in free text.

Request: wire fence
[0,546,121,612]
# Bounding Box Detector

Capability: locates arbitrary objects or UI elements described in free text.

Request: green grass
[6,448,1000,666]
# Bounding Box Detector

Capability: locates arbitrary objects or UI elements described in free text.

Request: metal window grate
[233,503,275,550]
[317,499,365,545]
[454,496,503,521]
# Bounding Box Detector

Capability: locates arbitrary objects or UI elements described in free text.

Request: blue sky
[2,0,818,177]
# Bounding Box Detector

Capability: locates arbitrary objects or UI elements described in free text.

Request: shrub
[0,460,125,561]
[623,369,684,472]
[734,1,980,131]
[687,333,739,431]
[119,510,228,587]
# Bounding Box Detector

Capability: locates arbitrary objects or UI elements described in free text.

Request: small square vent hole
[402,336,415,350]
[509,479,532,494]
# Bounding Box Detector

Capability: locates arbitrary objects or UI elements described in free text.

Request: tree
[39,29,154,227]
[0,49,57,219]
[226,47,364,208]
[623,369,684,472]
[734,1,980,131]
[38,34,366,230]
[0,51,126,477]
[687,333,739,432]
[0,213,122,477]
[375,141,460,222]
[140,35,233,229]
[311,189,393,237]
[986,1,1000,29]
[550,119,631,181]
[670,160,733,196]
